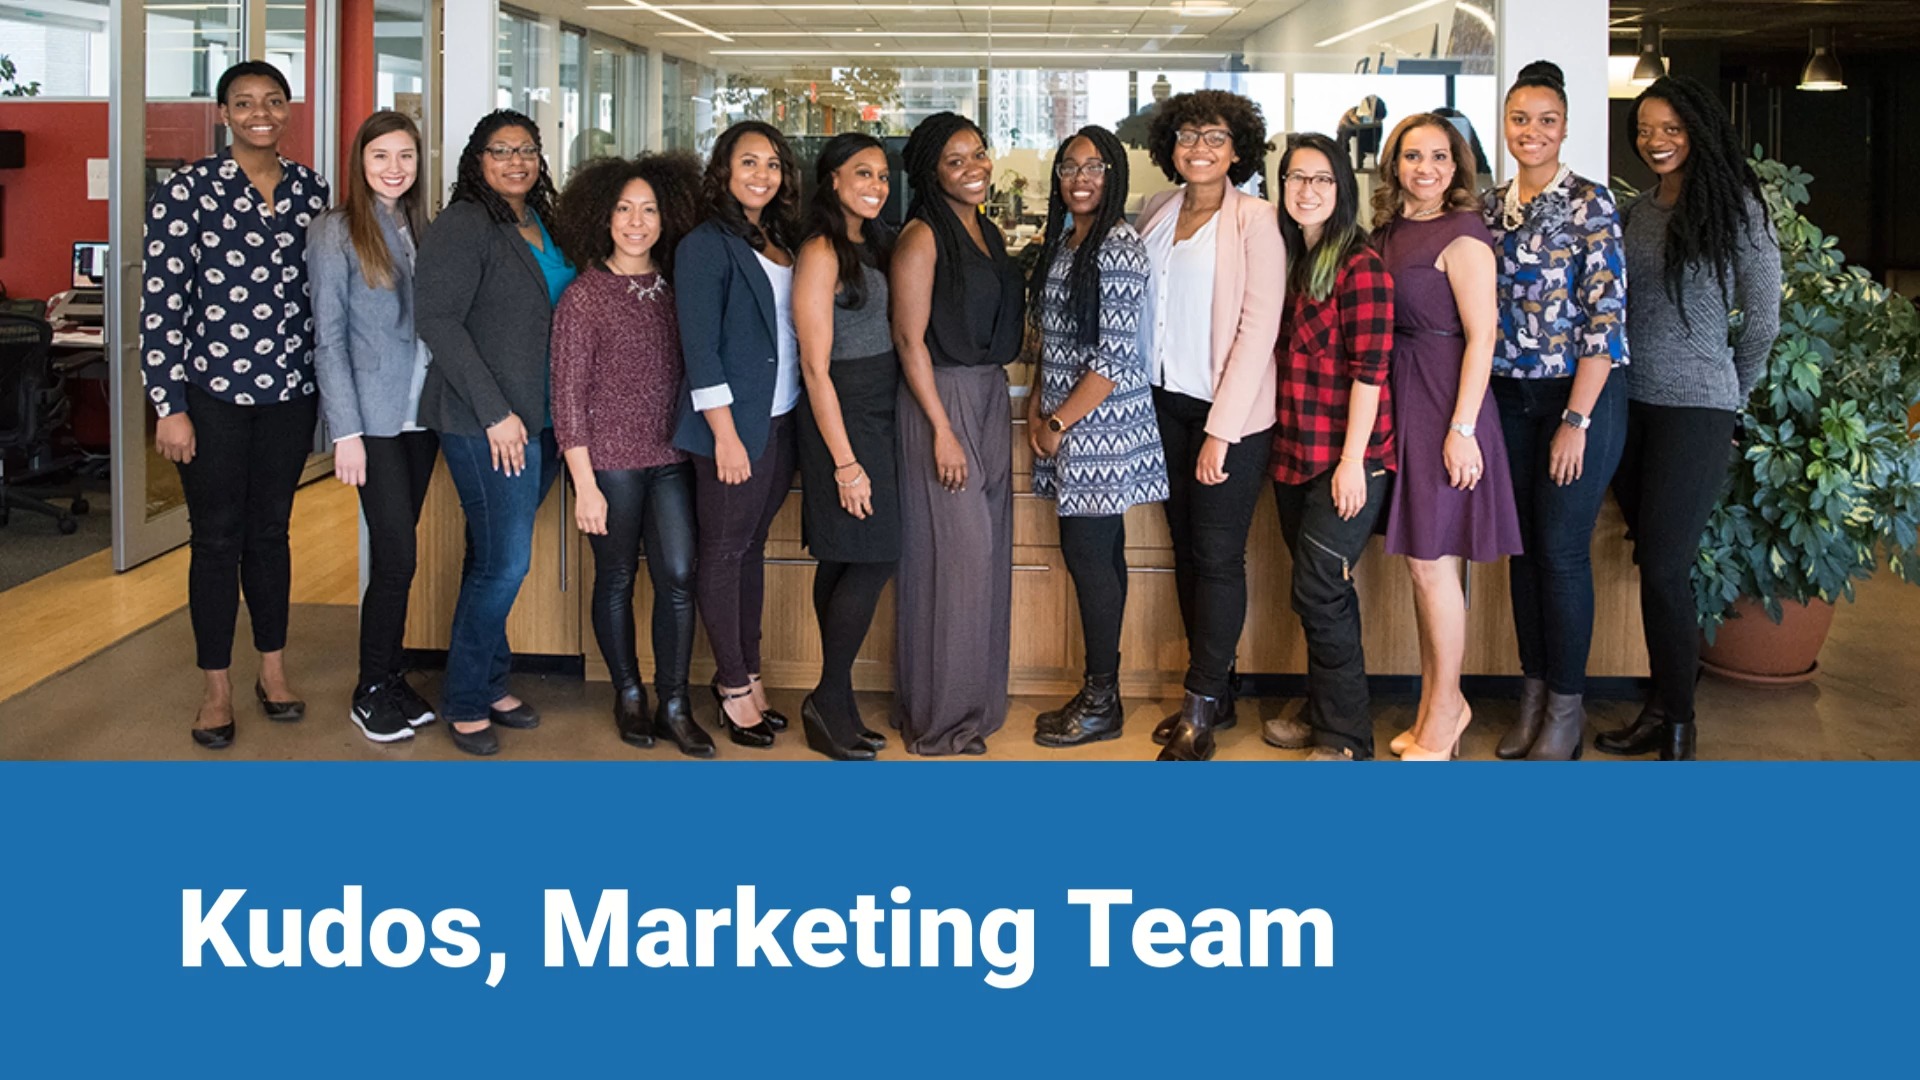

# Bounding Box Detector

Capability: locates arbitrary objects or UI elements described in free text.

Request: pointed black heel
[749,674,788,731]
[713,680,773,749]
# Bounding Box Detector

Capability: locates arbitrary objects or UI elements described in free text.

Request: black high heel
[713,680,773,748]
[255,681,305,722]
[749,675,789,731]
[802,695,875,761]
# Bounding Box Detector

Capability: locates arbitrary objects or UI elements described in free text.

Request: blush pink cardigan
[1135,185,1285,443]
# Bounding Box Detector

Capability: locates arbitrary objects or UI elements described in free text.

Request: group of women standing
[143,59,1777,763]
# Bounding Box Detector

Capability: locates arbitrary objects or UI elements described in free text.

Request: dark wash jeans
[1273,466,1393,758]
[439,427,559,722]
[1612,400,1736,725]
[1493,374,1627,696]
[1154,387,1273,697]
[587,463,697,697]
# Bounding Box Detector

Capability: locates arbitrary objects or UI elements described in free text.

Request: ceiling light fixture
[1798,27,1845,91]
[1313,0,1452,49]
[1631,23,1665,85]
[1170,1,1234,17]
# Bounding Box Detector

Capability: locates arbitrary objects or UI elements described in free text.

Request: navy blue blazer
[671,219,784,460]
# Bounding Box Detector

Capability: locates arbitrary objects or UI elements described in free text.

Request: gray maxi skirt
[891,363,1013,754]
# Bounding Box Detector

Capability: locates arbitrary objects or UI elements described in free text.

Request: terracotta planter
[1698,597,1836,687]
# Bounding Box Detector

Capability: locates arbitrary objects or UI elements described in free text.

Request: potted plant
[1690,151,1920,684]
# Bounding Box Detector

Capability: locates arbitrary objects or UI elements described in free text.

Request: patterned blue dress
[1032,223,1168,518]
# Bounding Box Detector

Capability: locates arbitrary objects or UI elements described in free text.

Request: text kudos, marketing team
[142,60,1779,762]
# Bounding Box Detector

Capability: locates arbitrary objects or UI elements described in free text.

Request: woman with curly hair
[1474,61,1629,762]
[1372,112,1521,762]
[670,121,803,750]
[416,109,574,756]
[1135,89,1284,762]
[1026,124,1165,749]
[551,153,712,757]
[1598,76,1780,762]
[889,111,1025,756]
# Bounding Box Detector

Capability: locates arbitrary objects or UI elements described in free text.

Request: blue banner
[2,763,1914,1076]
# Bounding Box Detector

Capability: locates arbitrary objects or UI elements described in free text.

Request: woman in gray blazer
[415,110,577,756]
[310,110,438,746]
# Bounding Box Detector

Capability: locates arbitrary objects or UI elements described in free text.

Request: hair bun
[1517,60,1565,89]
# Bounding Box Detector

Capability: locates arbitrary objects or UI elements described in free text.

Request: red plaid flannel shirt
[1271,246,1396,485]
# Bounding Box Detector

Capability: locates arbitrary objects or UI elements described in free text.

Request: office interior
[0,0,1916,759]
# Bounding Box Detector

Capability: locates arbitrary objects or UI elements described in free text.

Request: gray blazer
[415,199,557,437]
[308,208,424,439]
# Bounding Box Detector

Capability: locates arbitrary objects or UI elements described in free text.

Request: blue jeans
[1493,375,1627,695]
[439,428,559,722]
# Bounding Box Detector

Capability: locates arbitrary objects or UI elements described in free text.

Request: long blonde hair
[1369,113,1482,229]
[338,110,428,290]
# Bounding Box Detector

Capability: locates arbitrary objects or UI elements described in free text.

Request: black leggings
[175,385,319,671]
[1612,401,1737,724]
[587,464,698,697]
[1059,514,1128,678]
[356,430,438,692]
[812,559,895,720]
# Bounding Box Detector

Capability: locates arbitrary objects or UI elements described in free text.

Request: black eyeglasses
[1174,129,1233,149]
[484,145,541,162]
[1055,161,1109,180]
[1283,173,1337,191]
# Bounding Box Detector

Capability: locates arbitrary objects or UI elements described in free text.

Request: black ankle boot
[1156,690,1219,761]
[1661,719,1697,761]
[1153,678,1237,746]
[1496,677,1548,759]
[653,690,714,758]
[1035,673,1123,748]
[615,686,654,749]
[1525,691,1586,761]
[1595,704,1668,756]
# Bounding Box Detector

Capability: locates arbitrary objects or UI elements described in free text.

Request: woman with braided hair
[1025,125,1165,748]
[888,111,1026,755]
[1599,76,1779,761]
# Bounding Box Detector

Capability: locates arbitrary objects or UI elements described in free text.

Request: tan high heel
[1402,704,1472,761]
[1389,728,1416,756]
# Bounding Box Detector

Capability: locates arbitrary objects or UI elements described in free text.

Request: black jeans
[1274,467,1392,758]
[1154,388,1273,697]
[812,559,896,720]
[175,385,319,670]
[356,430,438,692]
[1612,400,1737,724]
[692,413,797,688]
[1059,514,1128,679]
[588,464,698,697]
[1493,376,1627,695]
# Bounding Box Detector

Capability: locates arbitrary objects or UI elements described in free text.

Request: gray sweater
[1621,193,1781,411]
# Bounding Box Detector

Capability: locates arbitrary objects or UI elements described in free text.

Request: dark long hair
[334,110,427,291]
[702,120,800,253]
[448,109,557,226]
[803,133,894,310]
[1629,75,1767,312]
[903,111,991,299]
[554,152,702,283]
[1027,125,1130,347]
[1277,133,1368,303]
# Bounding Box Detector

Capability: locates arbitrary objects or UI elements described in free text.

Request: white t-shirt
[755,250,802,418]
[1142,208,1219,402]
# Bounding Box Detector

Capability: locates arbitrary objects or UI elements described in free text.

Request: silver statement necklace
[626,272,665,302]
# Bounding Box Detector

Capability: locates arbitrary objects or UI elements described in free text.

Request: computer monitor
[72,242,109,290]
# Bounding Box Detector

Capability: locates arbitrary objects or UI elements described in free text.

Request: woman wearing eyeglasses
[1267,133,1395,761]
[1026,125,1166,748]
[415,110,576,756]
[1134,90,1284,762]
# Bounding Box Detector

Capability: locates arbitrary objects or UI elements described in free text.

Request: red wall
[0,102,111,304]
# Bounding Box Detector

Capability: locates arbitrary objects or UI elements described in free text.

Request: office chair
[0,312,88,534]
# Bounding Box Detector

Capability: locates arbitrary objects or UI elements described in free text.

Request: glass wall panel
[0,0,110,97]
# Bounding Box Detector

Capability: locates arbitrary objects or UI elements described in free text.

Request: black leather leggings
[587,464,697,696]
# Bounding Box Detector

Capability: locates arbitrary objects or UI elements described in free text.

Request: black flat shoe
[653,692,715,758]
[802,695,876,761]
[489,700,540,729]
[713,681,773,749]
[750,676,788,731]
[255,681,304,722]
[449,722,500,756]
[191,721,235,750]
[615,687,654,749]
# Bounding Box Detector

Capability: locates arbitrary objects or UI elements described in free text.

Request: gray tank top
[831,262,893,361]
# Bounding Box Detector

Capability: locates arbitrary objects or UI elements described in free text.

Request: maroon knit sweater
[551,267,689,470]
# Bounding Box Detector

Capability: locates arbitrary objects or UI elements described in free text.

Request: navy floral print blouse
[141,150,330,417]
[1481,169,1629,379]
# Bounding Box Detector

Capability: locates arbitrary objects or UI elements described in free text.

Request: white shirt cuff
[691,383,735,412]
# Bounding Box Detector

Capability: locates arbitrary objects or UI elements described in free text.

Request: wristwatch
[1045,414,1068,434]
[1561,408,1592,431]
[1448,421,1476,439]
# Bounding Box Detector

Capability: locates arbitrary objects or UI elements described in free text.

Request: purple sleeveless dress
[1378,212,1523,562]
